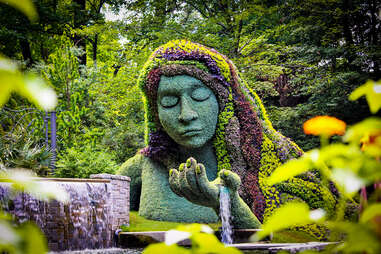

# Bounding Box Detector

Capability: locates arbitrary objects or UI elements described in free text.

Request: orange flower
[303,116,346,136]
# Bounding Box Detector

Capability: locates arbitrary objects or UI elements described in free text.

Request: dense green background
[0,0,379,177]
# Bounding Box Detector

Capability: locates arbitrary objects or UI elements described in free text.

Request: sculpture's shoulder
[118,152,148,177]
[118,152,154,211]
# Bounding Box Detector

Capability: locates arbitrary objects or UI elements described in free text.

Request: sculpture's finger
[195,163,219,207]
[219,169,241,192]
[169,168,183,197]
[185,162,201,195]
[186,157,197,169]
[178,163,199,203]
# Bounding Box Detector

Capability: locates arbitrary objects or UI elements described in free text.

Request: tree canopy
[0,0,380,175]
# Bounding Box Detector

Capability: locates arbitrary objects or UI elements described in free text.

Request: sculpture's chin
[174,136,211,150]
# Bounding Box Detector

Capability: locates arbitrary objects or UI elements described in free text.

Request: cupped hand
[168,157,241,209]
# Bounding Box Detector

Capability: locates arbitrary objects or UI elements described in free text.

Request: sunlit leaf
[0,221,20,245]
[17,223,47,254]
[20,74,58,111]
[328,221,381,253]
[0,0,38,21]
[251,202,325,241]
[175,223,213,235]
[192,233,242,254]
[0,57,57,110]
[266,152,315,185]
[165,230,191,245]
[344,118,381,157]
[349,80,381,114]
[331,168,365,196]
[319,144,363,173]
[143,243,191,254]
[0,169,68,203]
[0,83,12,107]
[360,204,381,223]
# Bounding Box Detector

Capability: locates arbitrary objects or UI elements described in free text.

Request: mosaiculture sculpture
[118,40,337,237]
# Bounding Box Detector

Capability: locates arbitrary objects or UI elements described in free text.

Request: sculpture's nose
[178,97,198,123]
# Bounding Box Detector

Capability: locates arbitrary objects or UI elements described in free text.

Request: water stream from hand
[219,185,233,244]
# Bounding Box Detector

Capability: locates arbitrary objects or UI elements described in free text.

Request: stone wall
[90,173,131,230]
[0,174,131,251]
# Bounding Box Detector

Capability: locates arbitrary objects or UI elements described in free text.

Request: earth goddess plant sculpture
[119,40,336,237]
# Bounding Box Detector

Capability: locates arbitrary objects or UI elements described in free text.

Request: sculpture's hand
[169,157,261,228]
[169,157,219,209]
[219,169,241,193]
[168,157,241,210]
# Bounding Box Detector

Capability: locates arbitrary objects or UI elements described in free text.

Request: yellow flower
[303,116,346,137]
[360,132,381,156]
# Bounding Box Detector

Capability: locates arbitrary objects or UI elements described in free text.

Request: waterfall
[0,182,112,251]
[219,185,233,244]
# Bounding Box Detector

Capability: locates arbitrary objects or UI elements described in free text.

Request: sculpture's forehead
[158,75,206,93]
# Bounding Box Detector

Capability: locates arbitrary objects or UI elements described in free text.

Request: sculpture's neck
[179,141,218,181]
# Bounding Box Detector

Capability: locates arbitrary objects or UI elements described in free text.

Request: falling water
[0,181,112,251]
[219,185,233,244]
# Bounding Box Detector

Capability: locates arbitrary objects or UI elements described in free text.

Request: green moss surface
[125,211,221,232]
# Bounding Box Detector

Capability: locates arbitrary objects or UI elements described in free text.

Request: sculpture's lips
[181,129,202,137]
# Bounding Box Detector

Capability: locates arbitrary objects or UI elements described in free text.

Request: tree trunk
[73,0,87,66]
[20,38,33,67]
[231,19,243,57]
[342,0,353,45]
[92,34,98,64]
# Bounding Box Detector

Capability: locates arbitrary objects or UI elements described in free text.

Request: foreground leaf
[328,221,381,254]
[252,202,325,241]
[349,80,381,114]
[360,204,381,224]
[266,151,316,185]
[0,169,68,203]
[0,0,37,21]
[0,57,57,110]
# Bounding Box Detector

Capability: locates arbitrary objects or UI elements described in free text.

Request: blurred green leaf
[360,204,381,223]
[17,222,47,254]
[0,0,37,21]
[344,117,381,145]
[349,80,381,114]
[266,151,316,185]
[331,168,365,196]
[143,243,190,254]
[0,57,57,110]
[0,169,68,203]
[192,233,241,254]
[252,202,325,241]
[0,220,20,246]
[144,223,242,254]
[328,221,381,254]
[175,224,213,235]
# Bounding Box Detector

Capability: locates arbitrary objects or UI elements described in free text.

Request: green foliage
[55,144,118,178]
[252,80,381,253]
[0,133,50,176]
[143,224,241,254]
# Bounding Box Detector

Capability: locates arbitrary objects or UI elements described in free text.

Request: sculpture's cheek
[158,96,218,149]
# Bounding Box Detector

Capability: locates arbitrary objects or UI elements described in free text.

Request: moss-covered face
[157,75,219,149]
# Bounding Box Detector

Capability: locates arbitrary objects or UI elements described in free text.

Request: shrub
[55,145,118,178]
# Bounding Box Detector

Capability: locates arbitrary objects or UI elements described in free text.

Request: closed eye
[191,87,210,101]
[160,96,179,108]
